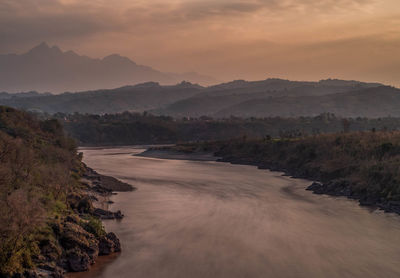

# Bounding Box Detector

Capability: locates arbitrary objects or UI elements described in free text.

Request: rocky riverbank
[144,139,400,216]
[23,166,135,278]
[217,156,400,215]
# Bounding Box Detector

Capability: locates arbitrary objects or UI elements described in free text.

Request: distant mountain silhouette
[0,81,203,114]
[155,78,385,117]
[0,42,218,93]
[1,77,398,118]
[214,86,400,118]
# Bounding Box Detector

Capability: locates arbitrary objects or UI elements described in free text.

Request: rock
[20,191,124,277]
[99,232,121,255]
[106,232,121,252]
[83,164,135,192]
[67,194,94,214]
[306,182,324,193]
[98,175,134,192]
[60,222,99,265]
[38,239,62,262]
[36,265,64,278]
[114,210,124,219]
[77,197,94,214]
[93,208,124,220]
[359,196,379,206]
[67,193,82,210]
[65,215,80,224]
[378,200,400,213]
[66,248,91,272]
[92,185,113,194]
[388,200,400,206]
[60,222,97,249]
[98,237,113,255]
[88,195,99,202]
[23,266,64,278]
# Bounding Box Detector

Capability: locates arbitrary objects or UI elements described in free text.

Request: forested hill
[0,106,78,275]
[0,82,202,114]
[0,107,121,277]
[57,112,400,146]
[2,78,398,118]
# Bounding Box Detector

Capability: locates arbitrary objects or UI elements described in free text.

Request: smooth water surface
[73,147,400,278]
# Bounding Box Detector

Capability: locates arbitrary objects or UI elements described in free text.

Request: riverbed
[74,146,400,278]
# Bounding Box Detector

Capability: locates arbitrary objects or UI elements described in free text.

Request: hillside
[1,77,399,118]
[155,79,388,117]
[0,82,202,114]
[57,112,400,146]
[215,86,400,118]
[0,107,123,277]
[0,43,217,93]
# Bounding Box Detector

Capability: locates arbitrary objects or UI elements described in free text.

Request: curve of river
[73,147,400,278]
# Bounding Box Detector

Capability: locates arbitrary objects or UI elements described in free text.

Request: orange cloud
[1,0,399,86]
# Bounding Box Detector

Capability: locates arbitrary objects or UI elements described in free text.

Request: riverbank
[143,132,400,216]
[76,146,400,278]
[25,165,135,278]
[136,148,219,161]
[0,106,139,278]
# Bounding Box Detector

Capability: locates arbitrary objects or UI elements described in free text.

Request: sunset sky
[1,0,399,86]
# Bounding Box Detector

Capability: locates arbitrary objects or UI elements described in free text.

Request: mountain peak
[0,43,215,92]
[28,42,50,52]
[103,54,136,65]
[27,42,62,56]
[134,81,160,88]
[175,81,202,89]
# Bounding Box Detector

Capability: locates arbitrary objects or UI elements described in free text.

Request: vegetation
[172,131,400,210]
[0,106,104,276]
[53,111,400,146]
[3,77,399,119]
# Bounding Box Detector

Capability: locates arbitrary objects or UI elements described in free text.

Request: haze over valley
[2,1,400,278]
[0,43,217,93]
[1,74,399,118]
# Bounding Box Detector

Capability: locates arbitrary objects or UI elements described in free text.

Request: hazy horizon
[1,0,400,87]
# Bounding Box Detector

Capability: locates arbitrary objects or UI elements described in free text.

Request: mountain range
[0,43,218,93]
[1,77,400,118]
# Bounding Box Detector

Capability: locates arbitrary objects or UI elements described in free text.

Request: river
[74,146,400,278]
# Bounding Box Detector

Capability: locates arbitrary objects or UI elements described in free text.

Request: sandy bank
[136,149,220,161]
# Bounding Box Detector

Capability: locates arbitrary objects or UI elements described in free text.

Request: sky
[1,0,399,86]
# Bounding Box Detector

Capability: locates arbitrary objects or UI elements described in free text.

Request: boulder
[60,222,99,266]
[38,239,62,262]
[99,232,121,255]
[66,248,91,272]
[93,208,124,220]
[306,182,324,193]
[106,232,121,252]
[23,267,63,278]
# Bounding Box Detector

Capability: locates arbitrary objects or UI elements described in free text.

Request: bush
[80,216,106,238]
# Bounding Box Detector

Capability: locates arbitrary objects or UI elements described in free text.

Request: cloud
[0,0,378,48]
[0,0,398,87]
[0,0,122,50]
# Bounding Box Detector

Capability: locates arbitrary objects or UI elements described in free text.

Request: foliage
[52,111,400,146]
[80,216,106,238]
[0,106,81,276]
[183,131,400,202]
